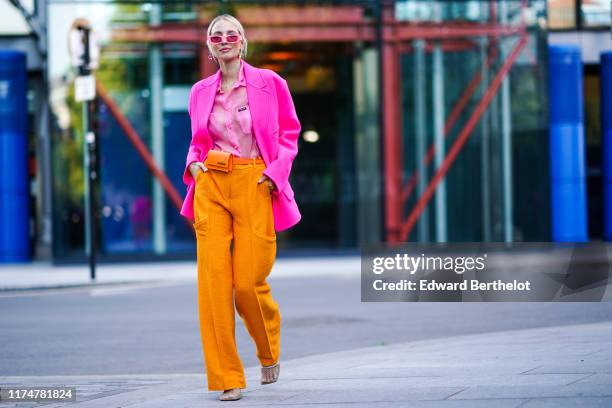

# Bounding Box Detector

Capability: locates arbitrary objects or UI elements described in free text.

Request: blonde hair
[206,14,248,63]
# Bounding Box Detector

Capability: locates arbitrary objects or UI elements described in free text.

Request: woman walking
[179,14,302,401]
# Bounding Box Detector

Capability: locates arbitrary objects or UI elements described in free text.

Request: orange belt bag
[206,150,233,173]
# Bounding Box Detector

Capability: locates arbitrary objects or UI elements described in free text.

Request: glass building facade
[47,1,549,260]
[396,1,549,242]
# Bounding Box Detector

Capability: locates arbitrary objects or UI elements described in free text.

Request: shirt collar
[216,59,246,93]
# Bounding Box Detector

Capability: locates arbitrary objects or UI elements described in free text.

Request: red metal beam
[235,5,365,25]
[391,24,521,41]
[245,26,375,42]
[95,80,192,230]
[400,46,499,205]
[399,33,529,241]
[381,4,404,243]
[111,21,520,44]
[112,26,202,43]
[112,25,376,43]
[397,39,480,53]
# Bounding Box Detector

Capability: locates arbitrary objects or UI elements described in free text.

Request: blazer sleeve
[262,77,301,196]
[182,84,202,186]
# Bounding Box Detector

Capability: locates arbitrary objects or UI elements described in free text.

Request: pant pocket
[251,223,277,278]
[194,214,209,236]
[252,179,276,242]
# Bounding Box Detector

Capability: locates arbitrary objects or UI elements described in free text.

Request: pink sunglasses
[208,33,241,44]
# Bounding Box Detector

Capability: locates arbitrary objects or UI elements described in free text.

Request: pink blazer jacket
[180,60,302,232]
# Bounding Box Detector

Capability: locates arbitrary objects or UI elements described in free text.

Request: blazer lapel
[243,61,272,164]
[193,69,219,139]
[194,60,272,164]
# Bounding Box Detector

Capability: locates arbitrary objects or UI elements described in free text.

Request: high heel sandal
[219,388,241,401]
[261,362,280,385]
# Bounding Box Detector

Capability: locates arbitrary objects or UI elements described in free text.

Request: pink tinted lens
[208,34,240,44]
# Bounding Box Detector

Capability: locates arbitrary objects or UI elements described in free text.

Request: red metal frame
[381,4,403,242]
[111,7,522,45]
[112,23,521,43]
[398,0,529,242]
[397,40,480,53]
[102,3,534,241]
[400,46,499,206]
[399,33,529,241]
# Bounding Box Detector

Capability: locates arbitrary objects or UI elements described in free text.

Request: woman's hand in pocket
[189,162,208,179]
[257,175,277,193]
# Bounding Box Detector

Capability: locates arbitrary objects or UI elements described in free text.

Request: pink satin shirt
[207,60,262,158]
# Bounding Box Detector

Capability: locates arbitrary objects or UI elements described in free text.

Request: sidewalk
[1,321,611,407]
[0,257,361,291]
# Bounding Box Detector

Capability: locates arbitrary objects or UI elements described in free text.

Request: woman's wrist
[189,162,200,178]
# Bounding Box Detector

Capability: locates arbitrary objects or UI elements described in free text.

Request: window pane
[582,0,611,27]
[548,0,576,29]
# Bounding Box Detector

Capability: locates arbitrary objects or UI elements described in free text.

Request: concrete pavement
[1,321,612,407]
[0,257,360,292]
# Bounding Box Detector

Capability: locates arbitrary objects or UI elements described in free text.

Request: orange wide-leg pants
[193,155,280,391]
